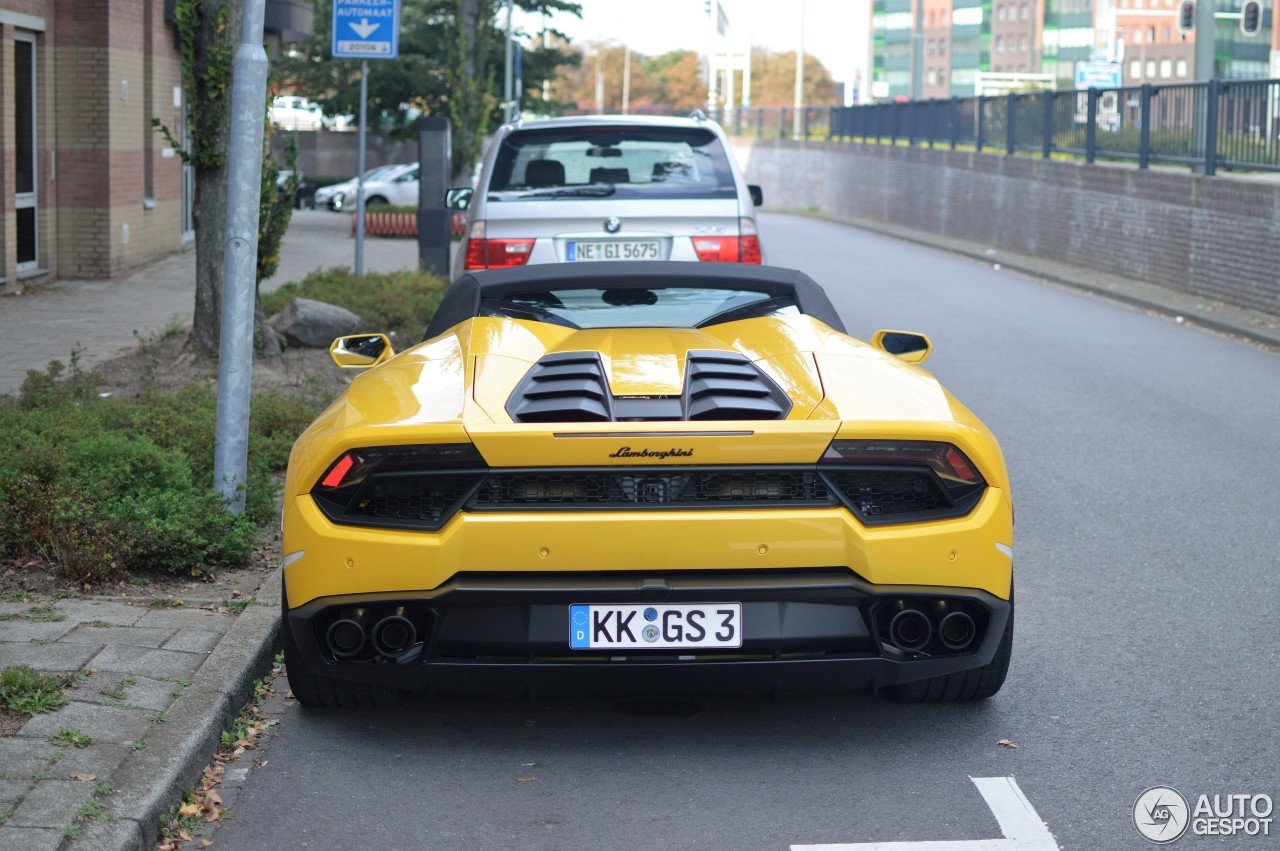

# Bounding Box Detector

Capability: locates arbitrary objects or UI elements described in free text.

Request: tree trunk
[187,0,240,357]
[451,0,484,185]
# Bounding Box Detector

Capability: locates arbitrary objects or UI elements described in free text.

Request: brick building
[0,0,310,293]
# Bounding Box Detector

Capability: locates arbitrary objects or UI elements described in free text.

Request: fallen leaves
[68,772,96,782]
[997,738,1019,749]
[516,776,536,783]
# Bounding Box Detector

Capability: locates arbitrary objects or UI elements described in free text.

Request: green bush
[261,267,445,340]
[0,361,319,583]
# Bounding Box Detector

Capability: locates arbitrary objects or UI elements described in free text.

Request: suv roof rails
[689,109,708,121]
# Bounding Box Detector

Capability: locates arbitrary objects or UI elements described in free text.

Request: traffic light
[1240,0,1262,35]
[1178,0,1196,33]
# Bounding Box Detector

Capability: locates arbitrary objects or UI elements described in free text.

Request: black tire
[365,195,389,207]
[281,581,402,709]
[887,585,1014,703]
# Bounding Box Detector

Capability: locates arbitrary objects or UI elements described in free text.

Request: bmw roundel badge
[604,217,622,233]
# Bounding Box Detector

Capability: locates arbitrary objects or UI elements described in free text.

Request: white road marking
[790,776,1060,851]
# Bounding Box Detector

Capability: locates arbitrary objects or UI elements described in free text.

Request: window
[1146,59,1157,77]
[928,69,938,85]
[1163,26,1171,40]
[928,39,936,56]
[1133,29,1142,43]
[996,35,1005,52]
[939,40,946,55]
[14,33,38,271]
[1021,3,1030,18]
[482,289,790,330]
[1019,35,1028,51]
[1176,58,1188,77]
[1160,58,1172,78]
[489,126,738,201]
[997,5,1007,20]
[1130,60,1142,79]
[1148,26,1156,41]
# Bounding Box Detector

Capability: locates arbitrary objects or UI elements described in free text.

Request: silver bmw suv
[450,114,763,276]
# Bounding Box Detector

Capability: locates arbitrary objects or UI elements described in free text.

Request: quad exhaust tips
[371,615,417,657]
[888,609,932,652]
[938,611,976,651]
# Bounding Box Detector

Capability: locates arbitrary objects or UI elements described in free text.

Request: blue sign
[332,0,400,60]
[1075,61,1122,90]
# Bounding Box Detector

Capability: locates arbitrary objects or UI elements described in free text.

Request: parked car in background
[314,164,410,211]
[449,113,765,277]
[270,96,353,132]
[358,163,420,208]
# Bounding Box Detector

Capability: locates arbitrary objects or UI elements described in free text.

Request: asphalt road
[215,213,1280,850]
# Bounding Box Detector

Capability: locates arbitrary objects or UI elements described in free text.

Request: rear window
[486,126,738,201]
[480,287,797,329]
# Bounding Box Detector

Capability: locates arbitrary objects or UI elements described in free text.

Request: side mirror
[329,333,395,369]
[747,184,763,207]
[872,330,932,365]
[445,187,473,210]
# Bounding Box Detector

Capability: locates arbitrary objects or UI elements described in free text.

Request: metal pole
[1193,0,1216,80]
[355,60,367,277]
[911,0,924,101]
[504,0,514,123]
[622,44,631,114]
[213,0,268,513]
[793,0,806,139]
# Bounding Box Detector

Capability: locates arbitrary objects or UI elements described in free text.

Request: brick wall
[735,139,1280,316]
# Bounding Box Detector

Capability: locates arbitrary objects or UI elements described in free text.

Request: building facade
[0,0,310,293]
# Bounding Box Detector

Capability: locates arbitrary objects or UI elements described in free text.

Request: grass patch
[0,359,319,584]
[51,728,93,749]
[76,797,109,822]
[148,713,168,725]
[260,267,445,340]
[224,598,250,615]
[128,739,145,751]
[1,666,73,715]
[84,620,113,628]
[0,605,66,623]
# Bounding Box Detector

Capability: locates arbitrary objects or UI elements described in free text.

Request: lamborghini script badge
[609,447,694,460]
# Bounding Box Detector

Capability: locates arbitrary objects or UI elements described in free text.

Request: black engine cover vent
[682,352,792,421]
[507,351,793,423]
[506,352,613,423]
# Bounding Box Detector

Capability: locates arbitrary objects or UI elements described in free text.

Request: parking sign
[332,0,400,60]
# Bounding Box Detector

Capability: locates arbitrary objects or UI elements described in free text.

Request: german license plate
[569,603,742,649]
[566,240,661,262]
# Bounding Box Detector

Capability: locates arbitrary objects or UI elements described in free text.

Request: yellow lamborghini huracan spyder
[280,262,1014,706]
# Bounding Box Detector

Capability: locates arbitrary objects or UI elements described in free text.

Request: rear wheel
[281,581,402,709]
[887,586,1014,703]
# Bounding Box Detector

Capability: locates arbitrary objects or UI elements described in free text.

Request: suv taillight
[463,221,534,270]
[691,218,762,264]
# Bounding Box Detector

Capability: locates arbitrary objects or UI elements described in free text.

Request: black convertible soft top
[423,262,845,339]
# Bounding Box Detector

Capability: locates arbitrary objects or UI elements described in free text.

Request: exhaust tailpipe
[326,619,366,659]
[372,615,417,657]
[938,611,976,651]
[888,609,932,652]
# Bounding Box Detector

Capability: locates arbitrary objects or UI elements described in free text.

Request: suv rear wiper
[521,185,618,198]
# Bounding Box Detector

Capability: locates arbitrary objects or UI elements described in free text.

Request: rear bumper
[286,570,1011,696]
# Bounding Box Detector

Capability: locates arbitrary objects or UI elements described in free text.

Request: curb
[777,209,1280,351]
[89,567,282,851]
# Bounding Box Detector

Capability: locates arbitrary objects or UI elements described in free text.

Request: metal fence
[729,78,1280,176]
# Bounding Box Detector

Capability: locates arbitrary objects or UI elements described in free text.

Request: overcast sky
[517,0,872,102]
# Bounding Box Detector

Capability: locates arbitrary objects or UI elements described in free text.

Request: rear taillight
[462,221,534,270]
[821,440,984,486]
[692,236,739,263]
[739,217,762,264]
[313,445,488,531]
[819,440,987,523]
[691,218,762,264]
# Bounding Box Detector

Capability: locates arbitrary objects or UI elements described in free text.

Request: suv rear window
[486,126,738,201]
